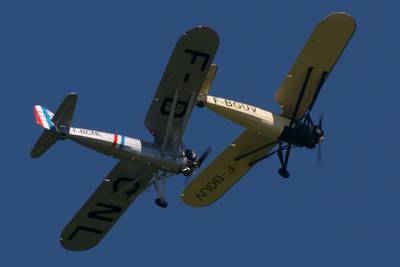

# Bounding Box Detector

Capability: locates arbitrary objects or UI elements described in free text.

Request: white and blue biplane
[31,26,218,251]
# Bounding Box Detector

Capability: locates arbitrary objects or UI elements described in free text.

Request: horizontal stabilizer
[30,130,59,158]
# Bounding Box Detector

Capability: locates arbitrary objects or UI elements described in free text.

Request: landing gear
[155,198,168,208]
[153,173,168,208]
[196,101,205,108]
[277,143,291,179]
[182,167,194,176]
[278,168,290,178]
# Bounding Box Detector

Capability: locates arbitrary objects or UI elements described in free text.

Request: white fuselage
[205,95,291,139]
[64,127,187,173]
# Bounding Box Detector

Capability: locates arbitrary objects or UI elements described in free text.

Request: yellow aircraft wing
[275,12,356,119]
[181,130,276,207]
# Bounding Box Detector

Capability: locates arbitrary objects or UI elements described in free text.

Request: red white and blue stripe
[112,134,125,150]
[34,105,55,130]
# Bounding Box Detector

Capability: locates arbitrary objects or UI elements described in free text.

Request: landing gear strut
[277,143,291,178]
[153,172,168,208]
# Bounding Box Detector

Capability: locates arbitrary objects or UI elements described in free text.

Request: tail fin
[34,105,56,130]
[31,93,78,158]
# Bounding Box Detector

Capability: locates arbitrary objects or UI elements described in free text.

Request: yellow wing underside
[275,12,356,119]
[181,130,276,207]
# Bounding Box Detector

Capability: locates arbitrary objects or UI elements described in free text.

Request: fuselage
[204,95,290,140]
[203,95,322,149]
[63,127,188,173]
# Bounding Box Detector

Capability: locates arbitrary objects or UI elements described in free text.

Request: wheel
[278,168,290,178]
[196,101,205,108]
[155,198,168,208]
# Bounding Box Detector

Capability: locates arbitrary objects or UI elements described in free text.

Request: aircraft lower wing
[275,12,356,120]
[181,130,276,207]
[145,26,219,154]
[60,161,155,251]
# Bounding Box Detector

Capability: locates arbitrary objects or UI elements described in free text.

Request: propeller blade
[184,176,191,186]
[317,112,324,164]
[196,147,211,167]
[318,112,324,129]
[317,144,322,164]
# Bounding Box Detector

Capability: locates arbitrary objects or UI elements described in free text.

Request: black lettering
[213,97,219,104]
[160,97,189,118]
[233,102,241,109]
[68,225,103,240]
[174,100,189,117]
[213,175,224,183]
[160,97,173,115]
[196,191,208,201]
[250,106,256,112]
[242,104,250,111]
[227,165,235,174]
[87,203,123,222]
[196,187,213,200]
[184,49,210,71]
[225,100,232,107]
[222,165,235,176]
[112,177,134,193]
[206,181,217,190]
[113,177,141,199]
[125,182,141,198]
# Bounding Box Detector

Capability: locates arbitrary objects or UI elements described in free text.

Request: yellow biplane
[182,12,356,207]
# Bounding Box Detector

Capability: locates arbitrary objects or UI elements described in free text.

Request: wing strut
[174,91,198,151]
[237,67,318,176]
[234,68,313,165]
[307,71,329,112]
[275,67,313,177]
[234,141,278,161]
[248,143,291,166]
[289,67,313,126]
[161,88,181,153]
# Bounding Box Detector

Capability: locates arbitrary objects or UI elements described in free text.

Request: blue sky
[1,0,399,266]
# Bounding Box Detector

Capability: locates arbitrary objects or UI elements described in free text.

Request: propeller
[195,146,212,168]
[183,147,212,186]
[316,112,324,164]
[318,112,324,129]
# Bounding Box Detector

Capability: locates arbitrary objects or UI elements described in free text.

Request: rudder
[34,105,55,130]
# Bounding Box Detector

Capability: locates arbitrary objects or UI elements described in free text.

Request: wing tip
[182,25,220,44]
[59,236,98,251]
[180,192,217,207]
[324,12,357,32]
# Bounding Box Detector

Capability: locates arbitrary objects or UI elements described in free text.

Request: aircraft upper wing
[145,26,219,154]
[275,12,356,120]
[181,130,276,207]
[60,160,155,251]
